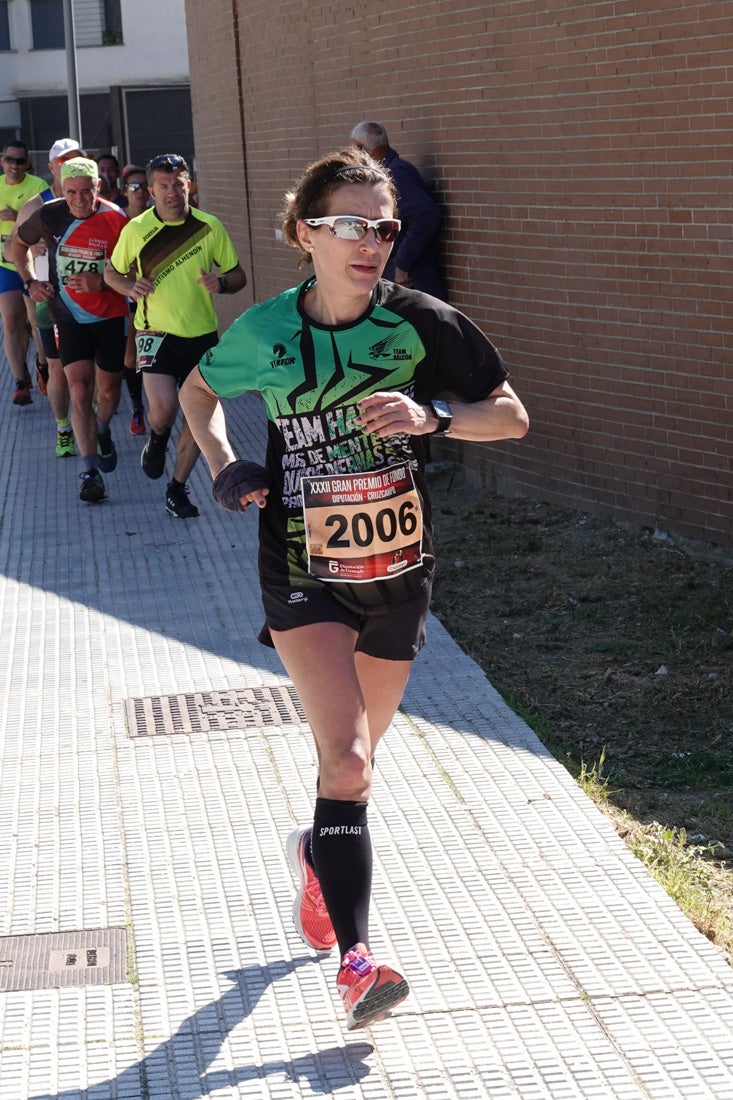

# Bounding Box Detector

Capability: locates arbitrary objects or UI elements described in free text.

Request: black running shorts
[140,331,218,385]
[38,323,59,361]
[258,576,432,661]
[56,317,125,372]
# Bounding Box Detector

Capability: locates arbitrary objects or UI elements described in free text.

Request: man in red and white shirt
[10,158,129,503]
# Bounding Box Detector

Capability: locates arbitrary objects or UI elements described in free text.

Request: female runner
[180,147,529,1030]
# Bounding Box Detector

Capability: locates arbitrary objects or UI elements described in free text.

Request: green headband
[60,158,99,181]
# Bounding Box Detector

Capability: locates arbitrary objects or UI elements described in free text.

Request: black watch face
[430,400,452,434]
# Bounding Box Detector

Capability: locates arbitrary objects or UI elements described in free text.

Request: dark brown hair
[281,147,396,262]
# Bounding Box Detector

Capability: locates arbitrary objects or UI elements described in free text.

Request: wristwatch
[23,278,36,293]
[429,399,453,435]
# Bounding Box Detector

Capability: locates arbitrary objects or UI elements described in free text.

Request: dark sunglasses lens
[127,182,144,191]
[377,220,400,243]
[4,156,27,165]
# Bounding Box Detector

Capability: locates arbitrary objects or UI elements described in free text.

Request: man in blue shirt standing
[350,121,446,301]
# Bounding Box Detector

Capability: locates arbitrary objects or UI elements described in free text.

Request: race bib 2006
[301,463,423,583]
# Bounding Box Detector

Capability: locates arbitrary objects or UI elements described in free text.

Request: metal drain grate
[125,684,307,738]
[0,928,128,991]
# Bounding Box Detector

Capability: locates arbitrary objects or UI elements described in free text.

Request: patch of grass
[577,748,612,804]
[650,751,733,791]
[707,792,733,833]
[628,823,731,946]
[428,463,733,959]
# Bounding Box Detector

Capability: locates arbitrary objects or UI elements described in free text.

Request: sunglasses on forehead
[146,153,189,173]
[304,215,401,244]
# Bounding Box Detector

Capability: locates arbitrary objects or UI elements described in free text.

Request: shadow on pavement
[28,958,373,1099]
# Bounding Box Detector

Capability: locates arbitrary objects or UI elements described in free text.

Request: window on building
[1,1,12,50]
[103,0,122,45]
[20,92,111,156]
[30,0,123,49]
[31,0,65,49]
[123,87,194,169]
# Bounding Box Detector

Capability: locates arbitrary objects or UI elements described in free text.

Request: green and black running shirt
[110,206,239,337]
[200,278,509,612]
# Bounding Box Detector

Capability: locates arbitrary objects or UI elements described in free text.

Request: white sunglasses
[304,215,401,244]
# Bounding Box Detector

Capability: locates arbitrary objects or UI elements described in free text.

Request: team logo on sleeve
[270,343,296,368]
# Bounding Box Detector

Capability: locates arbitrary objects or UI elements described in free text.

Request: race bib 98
[135,329,166,371]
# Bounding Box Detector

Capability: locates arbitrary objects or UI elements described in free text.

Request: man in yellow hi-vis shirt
[106,153,246,518]
[0,140,46,405]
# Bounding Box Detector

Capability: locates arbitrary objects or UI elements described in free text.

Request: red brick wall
[184,0,253,329]
[185,0,733,548]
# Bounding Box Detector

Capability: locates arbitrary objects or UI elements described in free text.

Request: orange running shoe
[337,943,409,1030]
[35,355,49,396]
[12,380,32,406]
[286,827,337,951]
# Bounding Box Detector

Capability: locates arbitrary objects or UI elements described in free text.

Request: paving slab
[0,348,732,1099]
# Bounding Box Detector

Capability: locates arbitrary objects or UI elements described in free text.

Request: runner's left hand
[65,272,104,293]
[355,391,435,437]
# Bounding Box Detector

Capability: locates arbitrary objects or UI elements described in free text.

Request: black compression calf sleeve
[310,797,372,958]
[125,366,143,405]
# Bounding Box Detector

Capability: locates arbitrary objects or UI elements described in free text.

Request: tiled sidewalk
[0,355,732,1099]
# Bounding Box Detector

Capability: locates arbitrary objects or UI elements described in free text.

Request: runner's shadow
[28,959,373,1099]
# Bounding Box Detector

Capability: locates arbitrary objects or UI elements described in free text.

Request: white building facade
[1,0,193,169]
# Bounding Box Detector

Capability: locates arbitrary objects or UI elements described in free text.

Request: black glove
[211,460,270,513]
